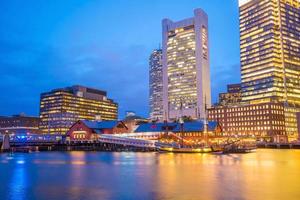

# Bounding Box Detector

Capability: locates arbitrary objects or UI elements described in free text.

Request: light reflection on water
[0,150,300,200]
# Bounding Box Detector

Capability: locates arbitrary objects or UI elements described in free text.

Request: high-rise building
[238,0,300,140]
[39,85,118,134]
[162,8,211,120]
[239,0,300,106]
[219,83,242,106]
[149,49,164,120]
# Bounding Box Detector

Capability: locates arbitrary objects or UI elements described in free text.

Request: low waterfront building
[208,102,300,142]
[134,121,222,144]
[0,114,40,135]
[67,120,128,142]
[39,85,118,135]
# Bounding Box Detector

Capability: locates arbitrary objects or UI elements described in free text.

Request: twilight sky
[0,0,241,119]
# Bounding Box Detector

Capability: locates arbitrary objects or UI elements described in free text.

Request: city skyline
[1,1,300,199]
[0,0,241,118]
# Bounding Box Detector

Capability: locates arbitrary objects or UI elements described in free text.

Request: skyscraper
[239,0,300,106]
[149,49,164,120]
[162,8,211,120]
[211,0,300,140]
[39,85,118,134]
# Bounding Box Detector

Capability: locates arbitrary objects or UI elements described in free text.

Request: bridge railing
[8,134,63,143]
[99,134,156,148]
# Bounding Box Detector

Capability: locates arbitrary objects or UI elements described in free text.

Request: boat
[158,146,212,153]
[212,140,257,154]
[156,141,212,153]
[222,145,256,154]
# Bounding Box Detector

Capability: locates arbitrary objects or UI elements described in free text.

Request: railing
[3,134,63,144]
[99,134,156,148]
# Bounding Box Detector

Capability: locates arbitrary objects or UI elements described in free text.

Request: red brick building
[67,120,128,142]
[208,102,300,142]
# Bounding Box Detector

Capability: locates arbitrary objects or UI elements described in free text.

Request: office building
[149,49,164,120]
[219,84,242,106]
[39,85,118,134]
[0,113,40,135]
[236,0,300,141]
[162,8,211,120]
[239,0,300,106]
[208,102,289,142]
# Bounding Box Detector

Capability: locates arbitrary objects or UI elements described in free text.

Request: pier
[0,133,157,153]
[2,133,300,153]
[257,142,300,149]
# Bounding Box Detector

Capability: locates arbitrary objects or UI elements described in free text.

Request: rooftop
[135,121,219,133]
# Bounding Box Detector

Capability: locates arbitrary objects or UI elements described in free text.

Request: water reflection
[8,155,28,200]
[0,150,300,200]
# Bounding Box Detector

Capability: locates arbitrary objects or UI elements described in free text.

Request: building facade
[237,0,300,141]
[208,102,285,140]
[162,8,211,120]
[67,120,128,142]
[134,121,222,144]
[219,84,242,106]
[149,49,164,120]
[239,0,300,106]
[0,114,40,135]
[208,102,299,142]
[39,85,118,135]
[297,112,300,140]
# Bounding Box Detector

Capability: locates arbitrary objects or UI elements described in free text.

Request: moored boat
[158,146,212,153]
[213,142,257,154]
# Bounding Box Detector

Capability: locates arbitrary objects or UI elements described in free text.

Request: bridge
[0,133,159,152]
[4,134,63,146]
[99,134,156,148]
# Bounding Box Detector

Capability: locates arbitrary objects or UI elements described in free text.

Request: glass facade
[240,0,300,106]
[218,84,242,106]
[39,86,118,134]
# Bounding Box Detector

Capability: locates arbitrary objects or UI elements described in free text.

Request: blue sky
[0,0,241,119]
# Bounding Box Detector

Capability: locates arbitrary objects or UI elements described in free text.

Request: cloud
[0,36,241,118]
[0,39,150,118]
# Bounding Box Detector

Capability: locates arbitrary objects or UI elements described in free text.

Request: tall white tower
[162,8,211,120]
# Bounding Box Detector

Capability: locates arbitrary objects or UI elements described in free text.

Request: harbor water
[1,149,300,200]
